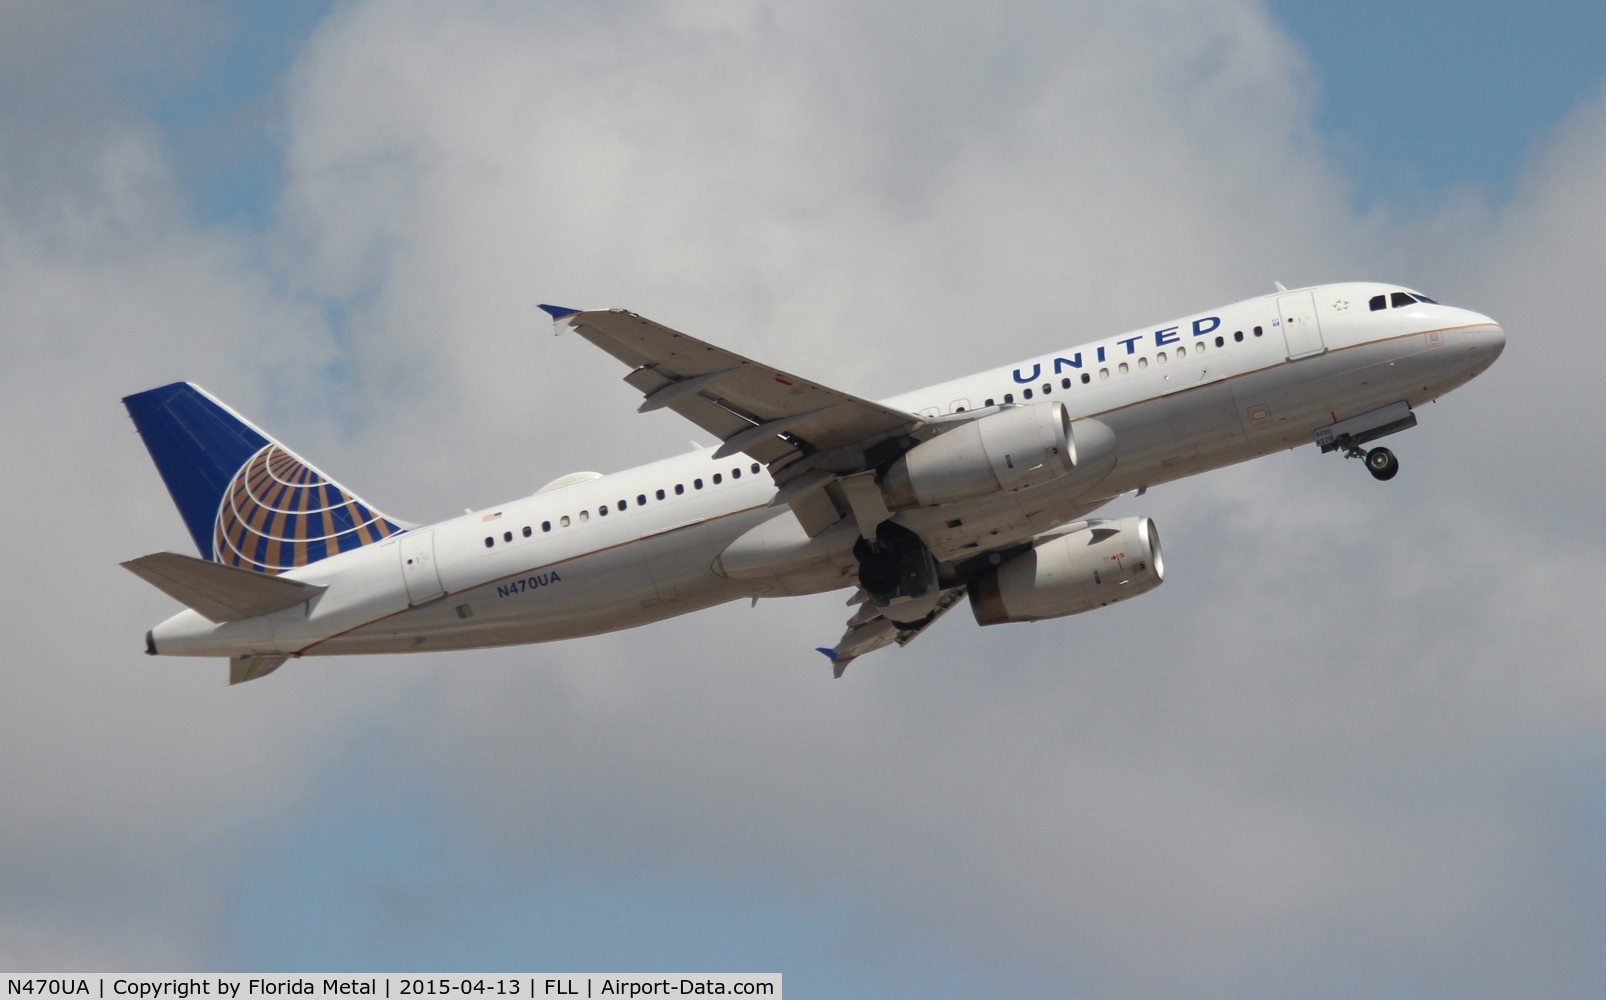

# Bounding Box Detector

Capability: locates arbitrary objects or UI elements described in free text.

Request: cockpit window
[1373,289,1438,311]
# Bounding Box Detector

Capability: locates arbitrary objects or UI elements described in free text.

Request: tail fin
[123,382,405,574]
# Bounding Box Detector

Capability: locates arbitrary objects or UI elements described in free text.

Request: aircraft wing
[817,586,968,678]
[544,306,921,471]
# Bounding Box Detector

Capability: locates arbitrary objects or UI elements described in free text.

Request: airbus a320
[123,283,1504,682]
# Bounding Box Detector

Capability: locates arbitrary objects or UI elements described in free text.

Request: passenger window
[560,515,571,527]
[503,530,513,542]
[1004,393,1014,404]
[984,398,995,407]
[1137,357,1148,370]
[598,506,608,517]
[675,484,684,496]
[637,494,647,506]
[1369,294,1387,311]
[694,478,703,490]
[1081,373,1091,384]
[578,511,589,523]
[1157,352,1167,364]
[1099,368,1109,380]
[1254,326,1263,337]
[1176,346,1186,358]
[1042,383,1051,394]
[751,463,760,474]
[522,526,532,538]
[1022,388,1033,399]
[713,473,722,485]
[484,537,493,548]
[1391,291,1415,308]
[542,521,551,532]
[1061,377,1071,389]
[1234,331,1244,342]
[1215,335,1224,347]
[656,489,666,500]
[731,468,741,479]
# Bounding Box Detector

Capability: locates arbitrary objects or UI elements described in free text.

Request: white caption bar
[1,976,780,1000]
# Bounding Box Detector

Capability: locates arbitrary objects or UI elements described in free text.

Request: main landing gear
[854,520,943,621]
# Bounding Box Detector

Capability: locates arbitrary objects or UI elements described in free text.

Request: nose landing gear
[1333,440,1399,480]
[1361,445,1399,481]
[1313,401,1415,483]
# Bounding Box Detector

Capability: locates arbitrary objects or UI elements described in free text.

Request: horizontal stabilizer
[230,654,289,685]
[123,552,326,622]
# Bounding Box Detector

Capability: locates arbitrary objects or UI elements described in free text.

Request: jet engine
[968,516,1163,625]
[881,404,1116,509]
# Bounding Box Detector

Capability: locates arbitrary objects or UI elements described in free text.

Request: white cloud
[2,0,1603,993]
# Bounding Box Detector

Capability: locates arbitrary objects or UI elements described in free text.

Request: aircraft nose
[1472,316,1505,356]
[1458,310,1506,370]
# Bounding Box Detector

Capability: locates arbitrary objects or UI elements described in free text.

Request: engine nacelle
[881,404,1115,510]
[968,516,1163,625]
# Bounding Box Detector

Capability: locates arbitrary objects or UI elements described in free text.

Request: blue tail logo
[213,441,401,572]
[124,382,404,574]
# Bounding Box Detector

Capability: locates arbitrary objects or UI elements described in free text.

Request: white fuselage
[148,283,1505,659]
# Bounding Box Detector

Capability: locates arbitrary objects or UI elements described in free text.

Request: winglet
[538,303,581,321]
[816,646,853,679]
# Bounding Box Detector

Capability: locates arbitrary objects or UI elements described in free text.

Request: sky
[2,1,1605,996]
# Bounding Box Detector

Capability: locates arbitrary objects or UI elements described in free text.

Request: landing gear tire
[1365,446,1399,481]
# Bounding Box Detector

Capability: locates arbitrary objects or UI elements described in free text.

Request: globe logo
[213,444,399,574]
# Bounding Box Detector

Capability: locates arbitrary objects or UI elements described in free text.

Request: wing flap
[563,309,919,463]
[622,367,795,463]
[123,551,326,623]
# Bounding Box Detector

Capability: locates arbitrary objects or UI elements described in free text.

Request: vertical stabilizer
[123,382,404,574]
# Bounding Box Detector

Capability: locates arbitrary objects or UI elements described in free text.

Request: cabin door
[1277,291,1327,359]
[400,530,446,606]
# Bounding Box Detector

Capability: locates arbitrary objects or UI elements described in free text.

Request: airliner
[123,282,1504,682]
